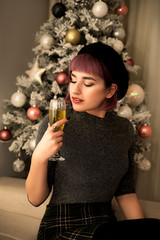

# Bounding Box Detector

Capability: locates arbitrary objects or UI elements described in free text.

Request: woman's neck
[86,109,107,119]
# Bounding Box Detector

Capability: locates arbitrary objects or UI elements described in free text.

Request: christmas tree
[1,0,152,175]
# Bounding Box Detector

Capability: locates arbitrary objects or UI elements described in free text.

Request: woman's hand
[32,118,68,163]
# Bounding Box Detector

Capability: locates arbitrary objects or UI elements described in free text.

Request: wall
[127,0,160,202]
[0,0,49,177]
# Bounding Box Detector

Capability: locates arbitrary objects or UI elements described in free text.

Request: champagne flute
[49,96,66,161]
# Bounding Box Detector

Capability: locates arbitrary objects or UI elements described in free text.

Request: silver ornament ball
[117,105,132,119]
[40,34,54,50]
[138,158,151,171]
[139,104,148,112]
[113,27,126,40]
[13,159,25,173]
[11,91,26,108]
[29,138,36,151]
[113,39,124,54]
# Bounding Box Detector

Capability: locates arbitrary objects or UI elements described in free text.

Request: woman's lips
[72,97,84,104]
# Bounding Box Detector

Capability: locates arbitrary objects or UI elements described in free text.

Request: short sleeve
[114,124,136,197]
[36,114,56,191]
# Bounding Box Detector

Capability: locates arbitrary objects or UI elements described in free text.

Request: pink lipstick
[72,97,84,104]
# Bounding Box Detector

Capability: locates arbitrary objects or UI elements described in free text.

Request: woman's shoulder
[109,111,134,134]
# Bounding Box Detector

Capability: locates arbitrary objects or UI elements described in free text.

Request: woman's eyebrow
[71,73,76,78]
[82,77,96,81]
[71,72,96,81]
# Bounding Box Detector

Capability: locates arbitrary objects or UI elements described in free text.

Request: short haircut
[66,53,118,111]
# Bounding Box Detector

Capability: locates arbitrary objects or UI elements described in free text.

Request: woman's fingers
[56,136,63,143]
[49,118,68,129]
[37,117,68,159]
[51,130,64,138]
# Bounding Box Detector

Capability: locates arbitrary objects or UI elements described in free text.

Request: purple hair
[66,53,118,111]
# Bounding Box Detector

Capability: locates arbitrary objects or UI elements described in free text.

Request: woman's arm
[26,118,68,206]
[26,153,50,206]
[116,193,144,219]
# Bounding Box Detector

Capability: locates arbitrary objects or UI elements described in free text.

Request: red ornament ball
[56,72,69,86]
[27,106,41,120]
[139,125,152,139]
[126,59,134,66]
[0,127,12,141]
[115,4,128,16]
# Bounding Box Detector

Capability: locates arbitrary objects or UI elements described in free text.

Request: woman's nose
[72,82,81,95]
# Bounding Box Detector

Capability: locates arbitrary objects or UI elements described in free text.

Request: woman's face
[69,71,117,117]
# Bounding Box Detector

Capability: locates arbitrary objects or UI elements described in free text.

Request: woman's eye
[70,79,77,84]
[84,83,94,87]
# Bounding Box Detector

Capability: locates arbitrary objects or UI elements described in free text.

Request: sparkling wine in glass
[49,96,66,161]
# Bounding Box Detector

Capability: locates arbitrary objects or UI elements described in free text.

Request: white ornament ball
[40,34,54,50]
[11,91,26,107]
[13,159,25,173]
[113,27,126,40]
[138,158,151,171]
[113,39,124,54]
[117,105,132,119]
[126,84,145,107]
[28,138,36,151]
[92,1,108,18]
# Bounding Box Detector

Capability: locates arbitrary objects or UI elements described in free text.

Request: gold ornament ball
[65,27,81,45]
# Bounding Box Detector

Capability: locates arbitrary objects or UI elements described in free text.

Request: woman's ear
[106,84,118,99]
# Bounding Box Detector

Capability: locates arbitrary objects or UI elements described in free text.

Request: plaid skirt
[37,202,116,240]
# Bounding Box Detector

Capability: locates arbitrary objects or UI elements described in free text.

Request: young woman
[26,42,159,239]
